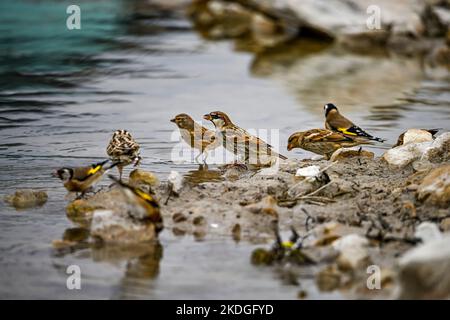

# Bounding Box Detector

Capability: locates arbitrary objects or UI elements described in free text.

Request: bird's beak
[203,114,212,121]
[170,118,176,123]
[51,170,59,178]
[287,143,293,151]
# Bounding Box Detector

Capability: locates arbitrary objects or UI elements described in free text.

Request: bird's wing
[305,130,354,143]
[71,165,101,182]
[336,125,372,138]
[201,126,216,143]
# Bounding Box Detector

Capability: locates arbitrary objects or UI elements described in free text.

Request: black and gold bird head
[170,113,195,130]
[324,103,338,117]
[203,111,232,130]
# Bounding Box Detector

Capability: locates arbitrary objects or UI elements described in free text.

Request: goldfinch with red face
[53,160,117,196]
[324,103,385,143]
[287,128,373,159]
[203,111,287,165]
[170,113,220,163]
[106,129,141,181]
[108,175,163,233]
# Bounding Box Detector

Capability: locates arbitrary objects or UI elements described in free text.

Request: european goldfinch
[108,175,163,233]
[53,160,117,196]
[106,129,141,181]
[287,128,373,159]
[170,113,220,163]
[324,103,385,143]
[203,111,287,164]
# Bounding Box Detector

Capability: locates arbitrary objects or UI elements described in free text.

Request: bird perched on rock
[53,160,118,197]
[203,111,287,165]
[287,129,373,159]
[324,103,385,143]
[106,129,141,181]
[393,128,440,147]
[108,175,163,233]
[170,113,219,164]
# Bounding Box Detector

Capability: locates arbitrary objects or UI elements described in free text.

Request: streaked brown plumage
[394,128,440,147]
[324,103,385,143]
[53,160,116,195]
[106,129,141,181]
[170,113,219,163]
[203,111,287,165]
[108,175,163,233]
[287,128,373,159]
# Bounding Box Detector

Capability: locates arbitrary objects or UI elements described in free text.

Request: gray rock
[91,210,157,244]
[4,189,48,209]
[396,235,450,299]
[416,164,450,207]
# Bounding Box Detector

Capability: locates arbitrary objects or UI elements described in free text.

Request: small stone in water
[172,212,187,223]
[4,189,48,209]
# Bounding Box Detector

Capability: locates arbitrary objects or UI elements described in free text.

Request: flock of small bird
[53,102,431,225]
[172,103,386,165]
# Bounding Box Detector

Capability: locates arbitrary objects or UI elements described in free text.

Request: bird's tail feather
[106,161,121,170]
[369,136,386,143]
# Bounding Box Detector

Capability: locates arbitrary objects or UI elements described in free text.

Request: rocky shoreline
[41,131,448,299]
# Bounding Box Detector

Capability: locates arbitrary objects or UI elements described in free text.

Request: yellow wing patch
[135,188,154,202]
[87,165,102,175]
[338,128,357,136]
[282,241,294,249]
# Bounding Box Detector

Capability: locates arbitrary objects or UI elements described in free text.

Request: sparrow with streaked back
[287,128,374,159]
[106,129,141,181]
[203,111,287,165]
[170,113,219,163]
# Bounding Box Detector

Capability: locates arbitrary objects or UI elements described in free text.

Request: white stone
[383,141,431,168]
[332,234,369,269]
[414,222,442,243]
[402,129,433,145]
[295,165,321,178]
[396,235,450,299]
[168,170,184,194]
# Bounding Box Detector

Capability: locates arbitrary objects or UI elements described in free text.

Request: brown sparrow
[203,111,287,165]
[287,128,373,159]
[170,113,219,163]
